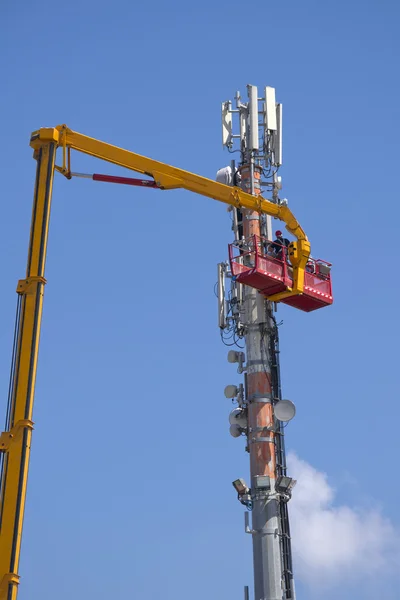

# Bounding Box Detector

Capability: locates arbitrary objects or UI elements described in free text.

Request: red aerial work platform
[229,236,333,312]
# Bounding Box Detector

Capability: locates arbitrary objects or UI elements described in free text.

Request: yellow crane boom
[0,125,311,600]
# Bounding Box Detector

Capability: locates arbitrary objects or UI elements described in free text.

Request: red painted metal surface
[282,268,333,312]
[92,173,158,187]
[229,235,333,312]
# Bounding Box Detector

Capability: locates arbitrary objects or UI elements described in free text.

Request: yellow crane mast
[0,125,311,600]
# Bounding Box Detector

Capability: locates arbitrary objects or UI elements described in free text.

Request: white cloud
[287,452,400,590]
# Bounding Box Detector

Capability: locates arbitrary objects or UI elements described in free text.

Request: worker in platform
[269,230,290,261]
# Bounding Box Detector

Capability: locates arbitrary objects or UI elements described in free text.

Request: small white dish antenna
[229,424,242,438]
[224,385,238,398]
[229,408,247,428]
[274,399,296,422]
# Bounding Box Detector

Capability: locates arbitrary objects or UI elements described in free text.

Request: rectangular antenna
[222,101,233,147]
[244,586,249,600]
[264,86,277,131]
[244,511,250,532]
[247,85,259,150]
[237,279,243,306]
[275,103,282,166]
[240,108,247,147]
[217,263,226,329]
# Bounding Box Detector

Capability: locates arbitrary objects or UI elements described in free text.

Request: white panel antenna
[264,87,277,131]
[275,103,282,166]
[240,108,247,148]
[222,101,233,148]
[247,85,259,151]
[217,263,226,328]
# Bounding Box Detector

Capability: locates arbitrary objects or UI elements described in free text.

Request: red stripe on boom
[92,173,158,188]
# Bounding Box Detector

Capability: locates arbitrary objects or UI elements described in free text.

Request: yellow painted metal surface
[0,125,311,600]
[0,141,56,600]
[44,125,311,295]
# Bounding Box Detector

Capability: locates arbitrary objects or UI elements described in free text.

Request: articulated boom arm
[0,125,311,600]
[37,125,311,298]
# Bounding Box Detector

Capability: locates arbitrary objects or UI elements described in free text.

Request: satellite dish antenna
[229,424,242,438]
[227,350,239,363]
[274,399,296,422]
[229,408,247,429]
[224,385,238,399]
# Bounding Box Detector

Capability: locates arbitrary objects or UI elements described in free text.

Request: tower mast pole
[219,85,296,600]
[241,85,283,600]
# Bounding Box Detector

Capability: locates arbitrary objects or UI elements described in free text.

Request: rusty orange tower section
[239,163,277,490]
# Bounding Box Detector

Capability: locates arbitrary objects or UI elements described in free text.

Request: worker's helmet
[275,230,282,237]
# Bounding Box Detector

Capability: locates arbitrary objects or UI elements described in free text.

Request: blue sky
[1,1,399,599]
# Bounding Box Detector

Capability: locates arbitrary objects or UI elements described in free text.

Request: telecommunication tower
[217,85,297,600]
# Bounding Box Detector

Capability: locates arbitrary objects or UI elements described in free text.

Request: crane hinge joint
[16,276,47,295]
[0,420,34,452]
[0,573,20,596]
